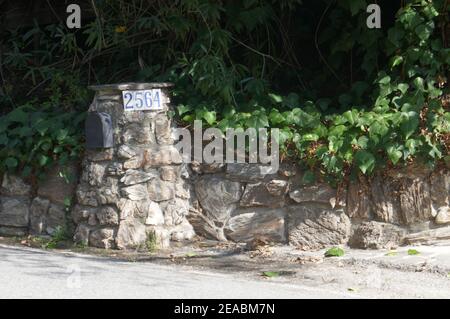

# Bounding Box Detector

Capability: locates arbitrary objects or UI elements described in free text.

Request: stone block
[195,176,242,223]
[120,169,157,185]
[30,197,50,234]
[46,204,66,235]
[170,220,196,241]
[240,180,288,207]
[37,163,78,205]
[121,184,149,201]
[160,198,189,225]
[147,179,175,202]
[0,196,29,227]
[1,174,31,197]
[116,220,146,249]
[226,163,278,182]
[121,122,155,144]
[89,228,115,249]
[225,207,287,243]
[288,203,351,250]
[96,206,119,226]
[159,166,179,182]
[154,114,173,145]
[289,183,341,207]
[73,224,90,245]
[0,226,27,237]
[143,146,182,167]
[349,221,406,249]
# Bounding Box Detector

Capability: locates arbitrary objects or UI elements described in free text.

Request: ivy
[0,0,448,182]
[0,103,85,178]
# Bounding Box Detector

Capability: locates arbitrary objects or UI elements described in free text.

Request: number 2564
[122,89,162,111]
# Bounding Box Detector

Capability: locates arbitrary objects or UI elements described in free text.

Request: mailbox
[85,111,113,149]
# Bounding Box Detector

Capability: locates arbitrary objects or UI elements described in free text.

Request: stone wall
[72,83,195,249]
[1,82,449,251]
[0,163,78,237]
[0,174,31,236]
[2,159,447,250]
[188,162,450,250]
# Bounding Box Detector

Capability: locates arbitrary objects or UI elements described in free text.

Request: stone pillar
[72,83,195,249]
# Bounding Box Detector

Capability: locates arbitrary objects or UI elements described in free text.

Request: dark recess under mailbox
[85,111,114,149]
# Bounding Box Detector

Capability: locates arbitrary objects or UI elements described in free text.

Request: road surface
[2,244,450,299]
[0,244,355,299]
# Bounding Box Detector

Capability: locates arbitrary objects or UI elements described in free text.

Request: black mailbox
[85,112,114,149]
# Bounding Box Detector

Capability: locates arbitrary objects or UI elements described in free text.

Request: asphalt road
[0,245,355,299]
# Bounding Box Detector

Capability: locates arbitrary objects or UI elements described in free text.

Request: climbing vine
[0,0,448,181]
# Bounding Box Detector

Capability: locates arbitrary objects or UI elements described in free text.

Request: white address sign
[122,89,163,111]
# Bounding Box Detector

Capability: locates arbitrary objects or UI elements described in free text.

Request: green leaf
[347,0,366,16]
[262,271,279,278]
[378,75,391,85]
[391,56,404,68]
[302,170,316,184]
[317,98,331,111]
[385,250,397,256]
[413,77,425,91]
[397,83,409,94]
[202,111,217,125]
[405,138,421,155]
[268,93,283,103]
[53,146,63,154]
[351,81,369,98]
[423,5,439,18]
[41,142,52,152]
[19,127,33,137]
[415,21,434,41]
[343,110,358,125]
[63,197,72,207]
[369,121,389,142]
[338,94,352,107]
[283,93,299,108]
[387,146,402,165]
[301,133,319,142]
[329,125,347,137]
[0,134,8,145]
[423,135,441,159]
[245,111,269,129]
[357,136,369,149]
[400,111,419,139]
[407,249,420,256]
[268,109,285,125]
[38,155,49,167]
[355,150,375,174]
[177,104,192,116]
[5,157,18,168]
[324,247,344,257]
[35,120,50,135]
[182,114,194,123]
[388,28,404,48]
[8,108,28,123]
[22,165,32,177]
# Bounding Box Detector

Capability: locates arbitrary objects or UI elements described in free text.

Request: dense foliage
[0,0,448,182]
